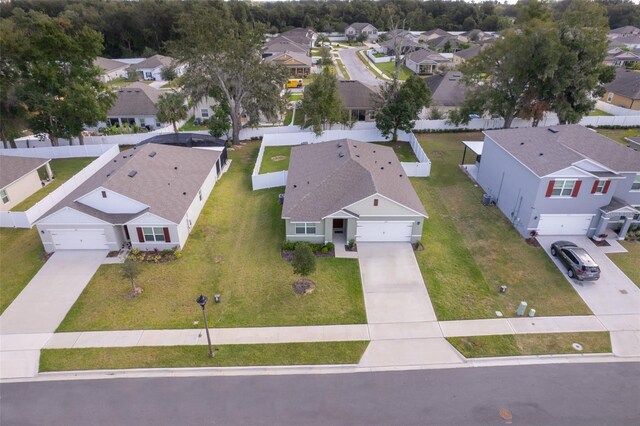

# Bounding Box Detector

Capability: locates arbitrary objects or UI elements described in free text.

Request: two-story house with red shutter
[473,125,640,240]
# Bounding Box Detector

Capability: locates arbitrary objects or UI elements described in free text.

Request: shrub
[326,242,334,251]
[282,241,297,251]
[321,247,329,254]
[347,239,356,250]
[291,242,316,277]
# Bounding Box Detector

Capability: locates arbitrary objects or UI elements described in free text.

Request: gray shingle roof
[454,45,481,60]
[610,26,640,35]
[282,140,427,221]
[38,144,221,224]
[263,36,308,55]
[424,71,468,107]
[605,69,640,99]
[349,23,375,31]
[406,48,449,64]
[94,57,128,73]
[264,51,312,67]
[133,54,174,70]
[338,80,377,109]
[108,82,162,117]
[421,29,449,38]
[484,125,640,176]
[0,156,50,189]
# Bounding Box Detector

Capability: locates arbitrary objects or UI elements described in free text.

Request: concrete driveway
[536,236,640,317]
[338,47,383,89]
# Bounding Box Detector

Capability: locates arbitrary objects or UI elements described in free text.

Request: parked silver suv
[550,241,601,281]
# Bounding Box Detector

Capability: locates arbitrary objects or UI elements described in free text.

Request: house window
[145,71,153,79]
[0,189,9,204]
[142,227,166,242]
[632,175,640,191]
[592,180,609,194]
[140,118,146,126]
[373,198,379,206]
[551,180,576,197]
[201,109,209,119]
[101,190,107,198]
[294,223,317,235]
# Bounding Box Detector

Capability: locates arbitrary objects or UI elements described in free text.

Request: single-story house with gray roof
[0,156,53,211]
[35,143,222,252]
[602,68,640,110]
[405,48,451,75]
[338,80,377,122]
[470,125,640,240]
[425,71,468,111]
[105,82,163,130]
[94,57,129,83]
[282,139,427,244]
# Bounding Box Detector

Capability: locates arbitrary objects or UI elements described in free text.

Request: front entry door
[333,219,344,234]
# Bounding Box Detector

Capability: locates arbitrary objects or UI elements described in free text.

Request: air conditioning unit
[482,193,492,206]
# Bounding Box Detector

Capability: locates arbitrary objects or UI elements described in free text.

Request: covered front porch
[592,197,640,241]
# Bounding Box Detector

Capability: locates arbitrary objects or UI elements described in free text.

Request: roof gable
[108,82,162,117]
[0,156,49,189]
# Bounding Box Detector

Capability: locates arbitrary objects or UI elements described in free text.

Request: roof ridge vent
[337,142,343,148]
[338,152,345,158]
[128,170,137,178]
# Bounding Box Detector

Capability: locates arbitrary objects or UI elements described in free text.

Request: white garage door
[537,214,594,236]
[50,229,108,250]
[356,221,413,242]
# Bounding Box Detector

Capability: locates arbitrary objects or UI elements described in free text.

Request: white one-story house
[282,139,427,244]
[0,156,53,211]
[94,57,129,83]
[130,54,184,81]
[36,143,223,253]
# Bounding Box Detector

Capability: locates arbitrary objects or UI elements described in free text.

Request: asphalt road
[2,363,639,425]
[338,47,384,89]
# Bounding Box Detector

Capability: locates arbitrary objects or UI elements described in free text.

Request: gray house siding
[614,172,640,206]
[285,220,325,244]
[476,137,540,237]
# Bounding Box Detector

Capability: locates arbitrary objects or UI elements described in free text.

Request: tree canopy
[299,67,349,135]
[375,75,431,141]
[156,92,188,134]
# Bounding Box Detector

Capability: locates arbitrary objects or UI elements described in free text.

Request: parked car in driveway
[550,241,601,281]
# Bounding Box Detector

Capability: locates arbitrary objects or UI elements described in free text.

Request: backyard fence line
[595,101,640,117]
[251,128,431,190]
[0,144,113,158]
[0,145,120,229]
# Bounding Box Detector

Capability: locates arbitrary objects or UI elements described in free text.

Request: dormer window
[373,198,379,206]
[101,190,107,198]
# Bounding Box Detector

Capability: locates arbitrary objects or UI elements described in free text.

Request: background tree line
[2,0,638,59]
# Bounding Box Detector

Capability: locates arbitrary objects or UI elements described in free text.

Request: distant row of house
[94,54,184,83]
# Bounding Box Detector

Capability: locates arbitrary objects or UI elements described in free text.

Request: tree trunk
[2,139,8,149]
[50,136,59,146]
[131,277,136,293]
[229,99,242,145]
[78,133,85,145]
[392,127,398,142]
[503,115,514,129]
[172,120,178,133]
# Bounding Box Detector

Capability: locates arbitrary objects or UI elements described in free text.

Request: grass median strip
[448,332,611,358]
[40,341,369,372]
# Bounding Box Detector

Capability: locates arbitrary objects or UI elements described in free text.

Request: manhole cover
[620,289,628,294]
[572,343,583,351]
[499,407,513,421]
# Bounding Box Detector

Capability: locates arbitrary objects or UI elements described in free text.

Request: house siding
[77,188,147,214]
[176,163,219,247]
[603,92,640,110]
[615,172,640,206]
[285,219,325,244]
[0,170,42,211]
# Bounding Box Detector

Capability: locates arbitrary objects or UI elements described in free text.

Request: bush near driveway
[412,132,592,320]
[58,142,366,331]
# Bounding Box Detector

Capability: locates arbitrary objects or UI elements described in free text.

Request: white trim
[75,187,150,211]
[323,210,359,219]
[36,206,111,226]
[343,193,428,218]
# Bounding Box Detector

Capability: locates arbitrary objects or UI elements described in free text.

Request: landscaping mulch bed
[591,239,611,247]
[107,251,120,258]
[292,279,316,295]
[128,249,182,263]
[281,249,335,262]
[525,238,541,247]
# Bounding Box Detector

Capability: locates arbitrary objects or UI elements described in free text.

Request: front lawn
[596,128,640,145]
[12,157,95,211]
[58,142,366,331]
[372,141,418,162]
[40,341,369,371]
[608,241,640,288]
[375,61,413,81]
[259,146,291,174]
[448,332,611,358]
[412,133,592,320]
[0,228,46,314]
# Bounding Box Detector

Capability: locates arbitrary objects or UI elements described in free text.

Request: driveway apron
[356,243,463,367]
[0,250,107,379]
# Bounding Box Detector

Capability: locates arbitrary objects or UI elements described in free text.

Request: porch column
[593,214,609,239]
[44,162,53,180]
[618,217,632,240]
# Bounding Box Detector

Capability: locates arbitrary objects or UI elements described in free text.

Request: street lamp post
[196,294,214,358]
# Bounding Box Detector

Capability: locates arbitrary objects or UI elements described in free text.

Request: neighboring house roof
[0,156,50,189]
[94,57,128,73]
[39,143,221,225]
[381,36,421,51]
[348,23,375,31]
[338,80,377,110]
[108,82,162,117]
[264,36,308,55]
[406,48,449,64]
[454,45,481,61]
[610,26,640,35]
[385,29,414,40]
[264,51,312,67]
[282,139,427,221]
[424,71,468,107]
[133,54,174,70]
[605,69,640,99]
[425,35,459,50]
[484,125,640,176]
[421,28,449,38]
[614,35,640,46]
[279,28,316,47]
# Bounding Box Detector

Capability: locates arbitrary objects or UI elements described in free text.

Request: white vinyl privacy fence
[0,145,120,228]
[0,144,114,158]
[252,129,431,190]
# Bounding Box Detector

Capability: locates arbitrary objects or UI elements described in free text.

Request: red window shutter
[603,180,611,194]
[163,228,171,243]
[591,180,599,194]
[572,180,582,197]
[545,180,555,197]
[136,227,144,242]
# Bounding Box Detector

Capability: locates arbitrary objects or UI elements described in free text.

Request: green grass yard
[259,146,292,174]
[57,142,366,331]
[0,228,46,314]
[12,157,95,211]
[608,241,640,288]
[412,133,592,320]
[179,117,209,131]
[448,332,611,358]
[596,128,640,145]
[588,109,613,116]
[375,61,413,81]
[335,58,351,80]
[40,341,369,372]
[372,141,419,162]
